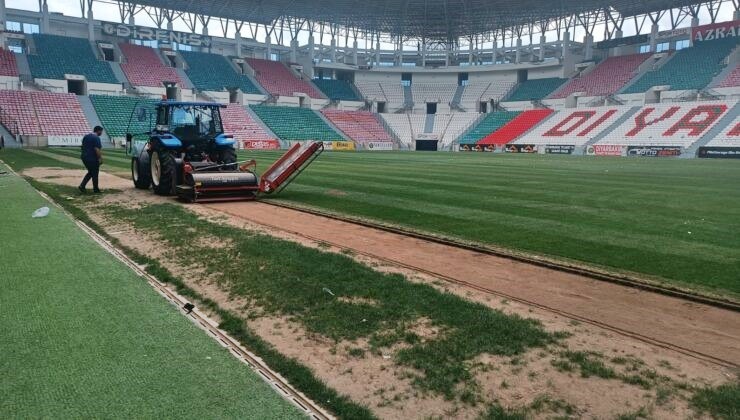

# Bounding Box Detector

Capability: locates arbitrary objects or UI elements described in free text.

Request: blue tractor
[127,101,247,198]
[126,100,323,202]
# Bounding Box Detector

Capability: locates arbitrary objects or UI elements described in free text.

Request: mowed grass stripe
[0,164,304,418]
[242,151,740,297]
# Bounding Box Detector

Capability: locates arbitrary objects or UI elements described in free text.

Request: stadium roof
[130,0,703,40]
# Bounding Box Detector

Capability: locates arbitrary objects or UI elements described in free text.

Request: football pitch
[8,147,740,299]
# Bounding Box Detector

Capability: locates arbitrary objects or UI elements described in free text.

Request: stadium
[1,0,739,417]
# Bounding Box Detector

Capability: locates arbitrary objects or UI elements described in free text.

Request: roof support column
[41,0,50,33]
[515,38,522,63]
[421,39,427,67]
[86,1,95,41]
[0,0,6,32]
[290,39,298,63]
[265,35,272,60]
[649,22,659,52]
[352,39,358,65]
[561,30,570,60]
[330,37,337,63]
[375,34,380,67]
[584,34,594,61]
[308,33,315,64]
[539,35,546,61]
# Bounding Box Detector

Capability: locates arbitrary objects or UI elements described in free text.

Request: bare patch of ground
[23,168,739,419]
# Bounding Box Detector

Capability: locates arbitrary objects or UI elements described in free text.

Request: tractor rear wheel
[131,158,151,189]
[150,150,175,195]
[218,148,238,171]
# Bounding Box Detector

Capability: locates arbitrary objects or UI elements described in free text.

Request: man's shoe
[93,189,102,194]
[78,186,86,194]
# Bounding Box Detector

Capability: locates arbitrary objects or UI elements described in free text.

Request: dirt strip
[207,201,740,366]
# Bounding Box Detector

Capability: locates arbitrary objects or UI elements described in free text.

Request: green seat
[28,34,117,84]
[89,95,158,138]
[459,111,521,145]
[624,38,737,93]
[250,105,342,142]
[507,78,567,101]
[313,79,361,101]
[180,51,260,94]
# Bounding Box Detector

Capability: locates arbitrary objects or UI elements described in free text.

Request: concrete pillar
[330,38,337,63]
[469,41,474,65]
[308,35,315,64]
[539,35,546,61]
[691,17,700,28]
[87,8,95,41]
[202,25,208,37]
[167,20,174,31]
[41,0,50,33]
[375,38,381,67]
[649,23,658,52]
[584,34,594,60]
[515,38,522,63]
[352,39,358,65]
[492,42,498,65]
[421,42,427,67]
[290,39,298,63]
[445,49,450,66]
[734,10,740,21]
[0,0,6,31]
[265,35,272,60]
[561,31,570,60]
[235,31,242,57]
[128,13,135,26]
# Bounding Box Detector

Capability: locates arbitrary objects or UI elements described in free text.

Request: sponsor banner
[657,27,691,40]
[697,147,740,159]
[323,141,356,151]
[242,140,280,150]
[545,145,575,155]
[459,144,496,152]
[586,144,624,156]
[505,144,538,153]
[102,22,212,47]
[692,20,739,42]
[416,133,439,141]
[366,141,393,151]
[48,135,82,146]
[627,146,682,157]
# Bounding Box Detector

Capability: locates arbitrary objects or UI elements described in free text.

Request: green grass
[0,164,304,418]
[103,202,557,399]
[691,382,740,419]
[235,151,740,298]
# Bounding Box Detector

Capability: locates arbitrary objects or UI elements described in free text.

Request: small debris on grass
[31,207,50,218]
[322,287,335,296]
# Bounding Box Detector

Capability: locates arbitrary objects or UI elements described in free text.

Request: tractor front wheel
[150,150,175,195]
[131,158,151,190]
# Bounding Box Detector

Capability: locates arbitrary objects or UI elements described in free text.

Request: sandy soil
[207,201,740,367]
[24,168,740,419]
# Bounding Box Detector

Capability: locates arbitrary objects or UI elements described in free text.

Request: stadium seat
[246,58,323,98]
[597,101,733,148]
[355,81,405,105]
[321,110,392,145]
[313,79,362,101]
[459,82,516,110]
[0,48,19,77]
[459,111,521,144]
[507,78,567,101]
[250,105,342,141]
[119,43,183,88]
[221,104,277,144]
[27,34,118,83]
[623,38,737,93]
[718,65,740,88]
[551,53,652,99]
[0,90,89,136]
[89,95,158,138]
[411,83,457,104]
[180,51,260,94]
[516,107,630,146]
[478,109,554,145]
[705,116,740,146]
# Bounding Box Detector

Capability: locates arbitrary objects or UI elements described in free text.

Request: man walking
[79,126,104,194]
